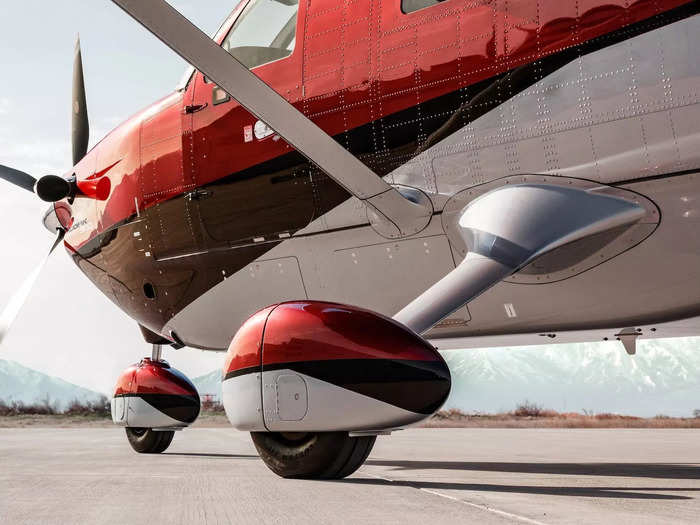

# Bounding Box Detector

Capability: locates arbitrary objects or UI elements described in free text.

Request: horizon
[3,336,700,418]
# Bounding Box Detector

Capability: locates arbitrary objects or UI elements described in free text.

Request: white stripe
[362,471,546,525]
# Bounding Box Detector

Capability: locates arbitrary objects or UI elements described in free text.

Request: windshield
[222,0,298,69]
[175,0,298,90]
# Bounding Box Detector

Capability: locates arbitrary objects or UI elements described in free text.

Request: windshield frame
[175,0,251,91]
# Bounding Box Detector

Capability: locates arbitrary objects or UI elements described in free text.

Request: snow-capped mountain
[193,370,223,402]
[0,359,106,410]
[442,337,700,417]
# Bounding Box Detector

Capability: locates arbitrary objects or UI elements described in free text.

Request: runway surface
[1,427,699,524]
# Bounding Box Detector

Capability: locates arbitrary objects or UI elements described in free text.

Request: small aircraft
[1,0,698,478]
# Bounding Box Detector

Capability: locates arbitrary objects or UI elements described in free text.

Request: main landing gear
[222,301,452,479]
[112,301,450,478]
[250,432,376,479]
[125,427,175,454]
[110,343,201,455]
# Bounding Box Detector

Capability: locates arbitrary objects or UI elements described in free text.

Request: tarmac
[1,427,699,524]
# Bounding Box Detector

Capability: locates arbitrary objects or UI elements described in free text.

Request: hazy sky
[0,1,237,393]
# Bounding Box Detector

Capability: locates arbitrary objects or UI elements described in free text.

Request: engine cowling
[222,301,451,432]
[111,358,200,429]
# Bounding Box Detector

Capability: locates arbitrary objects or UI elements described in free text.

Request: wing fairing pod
[222,302,452,432]
[111,359,200,429]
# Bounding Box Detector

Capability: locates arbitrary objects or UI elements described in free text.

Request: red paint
[223,305,276,375]
[74,159,119,201]
[76,176,111,201]
[114,363,137,396]
[85,159,121,181]
[262,302,440,365]
[114,358,197,397]
[225,301,440,375]
[64,0,690,248]
[53,202,73,230]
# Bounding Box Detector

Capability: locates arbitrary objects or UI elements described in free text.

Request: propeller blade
[110,0,429,236]
[72,36,90,166]
[0,164,37,193]
[0,230,65,346]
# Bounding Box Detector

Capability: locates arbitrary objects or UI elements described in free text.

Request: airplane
[0,0,698,479]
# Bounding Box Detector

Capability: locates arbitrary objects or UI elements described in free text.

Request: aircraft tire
[250,431,375,479]
[125,427,175,454]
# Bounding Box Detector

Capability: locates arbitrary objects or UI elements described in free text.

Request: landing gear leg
[151,342,163,361]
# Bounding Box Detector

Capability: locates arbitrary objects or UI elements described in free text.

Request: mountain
[193,370,223,402]
[0,359,106,410]
[442,337,700,417]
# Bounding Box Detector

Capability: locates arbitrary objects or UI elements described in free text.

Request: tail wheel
[251,431,376,479]
[125,428,175,454]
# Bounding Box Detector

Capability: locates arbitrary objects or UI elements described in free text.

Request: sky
[0,1,236,393]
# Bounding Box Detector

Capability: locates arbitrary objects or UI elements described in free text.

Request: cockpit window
[402,0,448,14]
[221,0,298,69]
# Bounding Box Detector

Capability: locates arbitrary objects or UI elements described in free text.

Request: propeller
[0,164,36,193]
[0,37,89,202]
[0,37,90,346]
[0,231,65,345]
[72,37,90,167]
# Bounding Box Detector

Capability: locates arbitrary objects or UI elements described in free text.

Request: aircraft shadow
[163,452,259,459]
[365,460,700,480]
[343,477,696,500]
[350,460,700,500]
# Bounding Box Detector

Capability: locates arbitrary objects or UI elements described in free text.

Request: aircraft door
[184,0,315,249]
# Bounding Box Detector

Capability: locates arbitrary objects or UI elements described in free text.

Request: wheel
[250,431,376,479]
[125,428,175,454]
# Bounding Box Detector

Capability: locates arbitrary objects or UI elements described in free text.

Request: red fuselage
[62,0,695,342]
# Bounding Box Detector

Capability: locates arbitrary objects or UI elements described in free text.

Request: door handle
[184,102,208,114]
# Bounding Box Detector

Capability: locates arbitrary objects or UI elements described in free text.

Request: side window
[402,0,448,14]
[221,0,299,69]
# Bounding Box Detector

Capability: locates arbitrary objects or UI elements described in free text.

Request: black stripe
[224,365,261,381]
[223,359,451,413]
[419,2,699,152]
[267,359,451,415]
[201,1,700,198]
[116,393,200,423]
[612,168,700,187]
